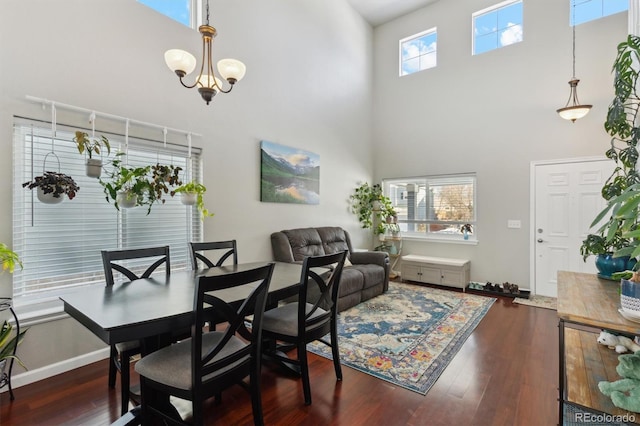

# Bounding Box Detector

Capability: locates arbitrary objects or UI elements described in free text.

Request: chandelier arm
[178,76,200,90]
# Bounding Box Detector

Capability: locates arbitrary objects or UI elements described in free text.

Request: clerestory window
[399,28,438,77]
[472,0,523,55]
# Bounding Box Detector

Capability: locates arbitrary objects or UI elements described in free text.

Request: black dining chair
[101,246,171,416]
[189,240,238,270]
[261,250,347,405]
[134,262,275,426]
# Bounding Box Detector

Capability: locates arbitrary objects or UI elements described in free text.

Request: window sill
[11,297,67,327]
[402,235,479,245]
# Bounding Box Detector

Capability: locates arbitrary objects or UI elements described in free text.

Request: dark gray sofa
[271,226,390,312]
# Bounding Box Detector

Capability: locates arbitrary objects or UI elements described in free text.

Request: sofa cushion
[317,227,351,255]
[338,267,365,297]
[350,264,386,290]
[283,228,326,261]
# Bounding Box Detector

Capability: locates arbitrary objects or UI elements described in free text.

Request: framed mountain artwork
[260,140,319,204]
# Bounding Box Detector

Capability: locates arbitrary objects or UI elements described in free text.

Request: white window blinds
[12,118,203,301]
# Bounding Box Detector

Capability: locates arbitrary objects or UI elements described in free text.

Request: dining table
[59,261,304,425]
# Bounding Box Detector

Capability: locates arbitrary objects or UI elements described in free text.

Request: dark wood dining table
[60,261,302,350]
[59,261,304,426]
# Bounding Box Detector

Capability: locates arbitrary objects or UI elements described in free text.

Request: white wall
[372,0,627,288]
[0,0,373,374]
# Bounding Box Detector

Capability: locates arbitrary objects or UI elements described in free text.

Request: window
[571,0,628,26]
[138,0,195,27]
[12,118,202,302]
[399,28,437,76]
[473,0,523,55]
[383,174,477,241]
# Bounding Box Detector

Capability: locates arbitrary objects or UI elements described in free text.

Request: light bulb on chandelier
[164,0,246,105]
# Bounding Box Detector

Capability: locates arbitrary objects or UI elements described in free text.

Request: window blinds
[12,119,203,300]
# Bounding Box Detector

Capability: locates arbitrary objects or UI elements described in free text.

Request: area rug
[513,294,557,310]
[307,282,495,394]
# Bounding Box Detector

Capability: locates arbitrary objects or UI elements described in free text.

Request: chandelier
[164,0,246,105]
[557,5,591,122]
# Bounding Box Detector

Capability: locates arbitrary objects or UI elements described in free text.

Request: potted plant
[460,223,473,240]
[0,320,27,375]
[22,171,79,204]
[0,244,21,274]
[0,246,26,377]
[580,35,640,278]
[171,181,214,218]
[99,156,183,214]
[73,131,111,178]
[349,183,394,230]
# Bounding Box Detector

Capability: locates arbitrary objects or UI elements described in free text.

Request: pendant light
[557,3,591,122]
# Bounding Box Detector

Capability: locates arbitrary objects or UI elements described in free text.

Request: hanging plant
[22,171,79,203]
[172,181,214,218]
[99,155,183,215]
[73,131,111,178]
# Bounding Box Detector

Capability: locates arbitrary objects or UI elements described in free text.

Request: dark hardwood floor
[0,291,559,425]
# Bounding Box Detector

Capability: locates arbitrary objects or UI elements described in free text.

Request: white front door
[532,158,613,297]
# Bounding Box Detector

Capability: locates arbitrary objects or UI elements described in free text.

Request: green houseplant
[0,244,21,274]
[349,183,394,230]
[73,131,111,178]
[580,35,640,278]
[171,181,214,218]
[0,245,26,374]
[99,155,183,214]
[22,171,79,204]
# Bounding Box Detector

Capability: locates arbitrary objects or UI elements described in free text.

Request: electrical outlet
[507,220,521,229]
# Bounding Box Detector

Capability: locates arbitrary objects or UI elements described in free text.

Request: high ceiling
[347,0,441,27]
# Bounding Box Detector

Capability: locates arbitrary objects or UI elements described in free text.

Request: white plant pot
[116,191,137,209]
[85,159,103,178]
[180,192,197,206]
[37,187,63,204]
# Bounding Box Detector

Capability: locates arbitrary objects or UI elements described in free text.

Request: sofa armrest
[350,251,390,292]
[271,232,296,263]
[350,250,388,267]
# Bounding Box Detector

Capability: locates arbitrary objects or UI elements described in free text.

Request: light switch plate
[507,220,521,229]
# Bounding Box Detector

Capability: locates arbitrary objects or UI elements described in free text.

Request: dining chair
[261,250,347,405]
[189,240,238,270]
[101,245,171,416]
[134,262,275,426]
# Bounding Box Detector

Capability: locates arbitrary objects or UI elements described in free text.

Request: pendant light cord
[572,4,576,79]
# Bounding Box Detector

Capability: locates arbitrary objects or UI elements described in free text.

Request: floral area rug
[307,281,495,394]
[513,295,557,310]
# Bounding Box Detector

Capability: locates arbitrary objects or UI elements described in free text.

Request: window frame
[383,174,477,243]
[399,27,438,77]
[137,0,199,28]
[472,0,523,56]
[12,118,203,307]
[570,0,628,26]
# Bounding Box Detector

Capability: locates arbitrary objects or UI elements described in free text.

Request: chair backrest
[191,263,275,392]
[189,240,238,270]
[297,250,347,335]
[101,246,171,286]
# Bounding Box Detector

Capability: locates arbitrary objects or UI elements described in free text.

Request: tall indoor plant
[581,35,640,278]
[349,183,394,230]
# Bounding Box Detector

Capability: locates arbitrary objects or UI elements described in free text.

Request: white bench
[401,254,470,291]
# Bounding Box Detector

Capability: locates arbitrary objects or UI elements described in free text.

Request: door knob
[537,238,544,243]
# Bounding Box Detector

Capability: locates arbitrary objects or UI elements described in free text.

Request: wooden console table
[558,271,640,424]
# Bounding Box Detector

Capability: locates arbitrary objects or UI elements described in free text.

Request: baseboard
[0,347,110,392]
